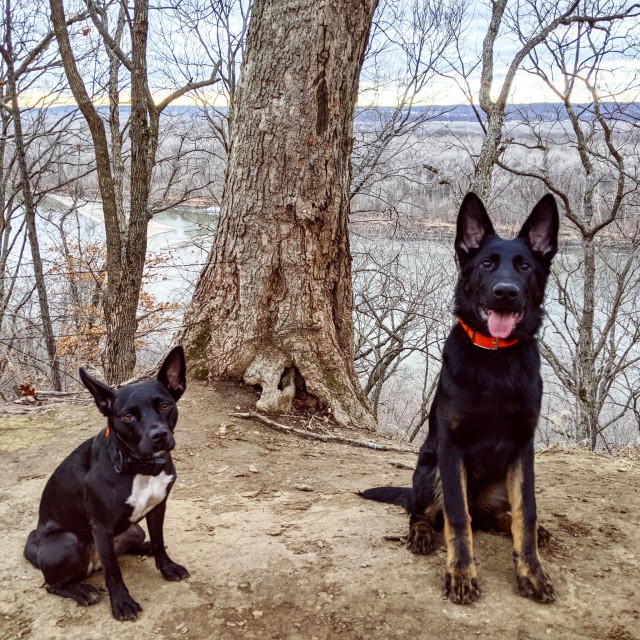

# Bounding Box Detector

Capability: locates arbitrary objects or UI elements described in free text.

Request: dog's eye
[481,259,493,269]
[122,413,134,423]
[519,261,531,272]
[160,403,172,413]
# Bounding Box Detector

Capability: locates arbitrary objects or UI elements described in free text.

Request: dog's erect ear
[455,192,495,260]
[518,194,559,262]
[157,346,187,401]
[79,368,114,417]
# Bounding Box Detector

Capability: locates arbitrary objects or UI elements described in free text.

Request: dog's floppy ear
[518,194,559,263]
[157,346,187,401]
[455,192,495,260]
[79,368,114,417]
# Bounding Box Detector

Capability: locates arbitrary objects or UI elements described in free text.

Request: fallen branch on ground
[35,390,81,397]
[232,412,418,454]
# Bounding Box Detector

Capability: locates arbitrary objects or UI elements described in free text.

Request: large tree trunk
[182,0,378,428]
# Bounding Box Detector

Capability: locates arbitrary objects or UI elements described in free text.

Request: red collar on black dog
[458,318,519,350]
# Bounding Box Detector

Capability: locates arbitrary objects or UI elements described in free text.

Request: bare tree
[498,14,640,449]
[164,0,251,157]
[351,0,465,219]
[182,0,379,428]
[1,1,61,389]
[352,237,454,437]
[0,0,88,388]
[427,0,639,203]
[49,0,220,383]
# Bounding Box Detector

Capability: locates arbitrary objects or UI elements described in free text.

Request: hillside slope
[0,381,638,640]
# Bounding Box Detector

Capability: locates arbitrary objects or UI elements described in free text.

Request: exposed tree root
[233,412,417,454]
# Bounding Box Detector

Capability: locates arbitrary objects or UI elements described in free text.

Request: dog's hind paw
[443,568,480,605]
[537,525,552,548]
[407,519,435,555]
[46,583,102,606]
[160,561,190,581]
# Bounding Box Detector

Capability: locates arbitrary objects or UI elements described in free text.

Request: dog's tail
[359,486,412,510]
[24,529,39,568]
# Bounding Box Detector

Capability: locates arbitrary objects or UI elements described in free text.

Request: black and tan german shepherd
[361,192,559,605]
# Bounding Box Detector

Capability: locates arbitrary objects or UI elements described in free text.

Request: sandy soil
[1,381,639,640]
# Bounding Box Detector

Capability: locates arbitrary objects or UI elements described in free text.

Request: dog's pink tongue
[487,310,517,339]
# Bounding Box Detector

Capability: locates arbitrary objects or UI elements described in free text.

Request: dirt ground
[0,381,639,640]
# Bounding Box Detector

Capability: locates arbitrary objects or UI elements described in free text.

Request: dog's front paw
[514,556,555,603]
[160,561,190,581]
[111,594,142,621]
[443,565,480,605]
[407,518,435,555]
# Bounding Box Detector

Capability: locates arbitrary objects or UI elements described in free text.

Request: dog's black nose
[150,428,170,443]
[493,282,520,300]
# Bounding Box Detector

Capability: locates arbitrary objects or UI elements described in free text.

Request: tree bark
[182,0,378,429]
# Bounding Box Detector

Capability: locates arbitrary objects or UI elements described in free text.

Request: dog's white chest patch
[127,471,174,522]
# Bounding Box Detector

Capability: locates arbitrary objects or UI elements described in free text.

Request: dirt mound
[0,381,638,639]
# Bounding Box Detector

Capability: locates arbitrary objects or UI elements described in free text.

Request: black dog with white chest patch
[24,346,189,621]
[361,193,559,605]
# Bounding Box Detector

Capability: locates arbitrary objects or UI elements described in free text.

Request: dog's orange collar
[458,318,519,350]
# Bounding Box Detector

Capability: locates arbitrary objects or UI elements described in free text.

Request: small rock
[252,611,263,619]
[295,484,314,492]
[249,464,259,473]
